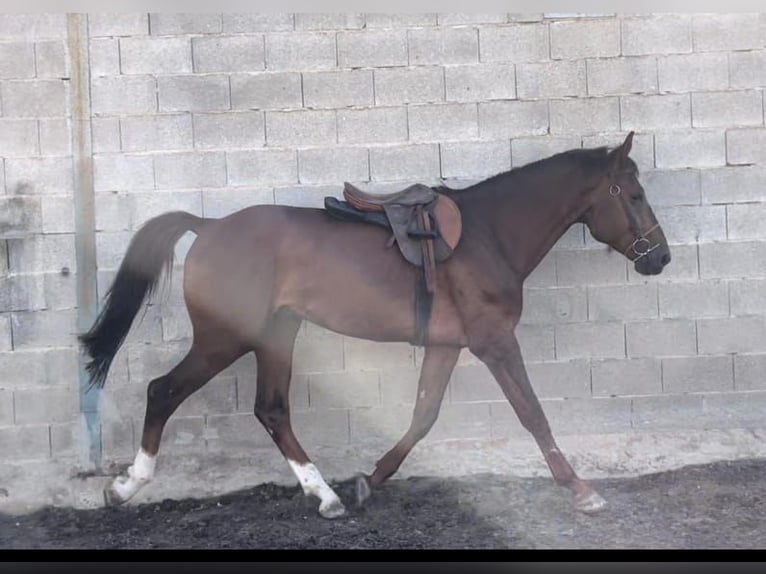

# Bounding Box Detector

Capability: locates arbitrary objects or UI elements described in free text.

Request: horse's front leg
[472,329,607,514]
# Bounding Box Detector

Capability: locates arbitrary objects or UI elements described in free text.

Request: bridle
[608,177,661,263]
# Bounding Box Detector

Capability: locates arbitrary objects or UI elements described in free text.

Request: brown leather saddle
[324,182,463,345]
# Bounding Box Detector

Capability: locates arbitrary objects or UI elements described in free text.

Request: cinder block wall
[2,13,766,504]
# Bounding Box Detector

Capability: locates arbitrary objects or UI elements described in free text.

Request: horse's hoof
[319,498,346,519]
[103,479,126,507]
[355,474,372,507]
[575,490,607,514]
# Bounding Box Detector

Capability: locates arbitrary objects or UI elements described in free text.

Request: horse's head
[583,132,671,276]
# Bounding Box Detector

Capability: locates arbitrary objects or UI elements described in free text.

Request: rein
[609,181,661,263]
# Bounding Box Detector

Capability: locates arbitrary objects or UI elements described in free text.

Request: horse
[80,131,670,518]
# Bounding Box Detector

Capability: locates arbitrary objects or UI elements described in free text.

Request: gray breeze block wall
[1,13,766,506]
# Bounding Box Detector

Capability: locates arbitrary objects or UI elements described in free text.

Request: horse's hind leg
[105,331,247,505]
[252,312,346,519]
[356,345,460,505]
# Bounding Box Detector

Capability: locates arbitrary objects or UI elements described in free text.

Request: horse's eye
[630,193,643,202]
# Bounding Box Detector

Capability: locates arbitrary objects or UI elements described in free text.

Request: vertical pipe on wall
[67,13,101,471]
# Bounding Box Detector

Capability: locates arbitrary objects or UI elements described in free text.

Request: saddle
[324,182,462,345]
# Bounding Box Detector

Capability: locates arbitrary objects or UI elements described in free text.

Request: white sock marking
[287,459,343,513]
[111,448,156,502]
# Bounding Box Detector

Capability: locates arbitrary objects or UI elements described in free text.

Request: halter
[609,182,661,263]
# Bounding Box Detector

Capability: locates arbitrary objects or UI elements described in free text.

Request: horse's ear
[610,131,634,170]
[621,131,634,158]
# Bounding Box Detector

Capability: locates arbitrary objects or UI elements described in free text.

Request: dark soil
[2,459,766,549]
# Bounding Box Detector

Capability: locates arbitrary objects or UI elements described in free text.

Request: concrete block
[588,283,658,321]
[555,248,627,286]
[0,348,77,389]
[479,23,549,63]
[516,324,556,361]
[226,149,296,186]
[121,114,193,153]
[627,241,701,281]
[337,29,407,68]
[274,185,335,209]
[581,131,655,172]
[35,40,67,78]
[10,309,78,349]
[0,80,65,117]
[231,72,302,110]
[549,97,620,135]
[149,13,222,35]
[175,376,237,417]
[369,144,440,182]
[291,408,351,446]
[0,196,42,238]
[0,274,45,312]
[205,412,270,450]
[550,19,620,59]
[43,273,77,311]
[0,119,38,157]
[527,359,591,399]
[655,130,725,169]
[408,27,478,65]
[158,75,230,112]
[699,241,766,279]
[440,140,510,179]
[223,14,294,33]
[39,119,71,156]
[265,110,337,146]
[161,416,206,454]
[8,234,75,274]
[727,129,766,166]
[120,36,192,75]
[0,42,35,78]
[626,319,697,358]
[0,425,49,460]
[555,322,625,360]
[0,14,66,40]
[192,36,264,73]
[337,107,407,144]
[445,64,516,102]
[14,386,78,424]
[93,154,155,192]
[378,367,421,406]
[295,13,364,30]
[692,91,763,129]
[621,14,692,56]
[50,421,79,459]
[374,67,444,106]
[127,342,188,384]
[516,60,586,100]
[298,147,368,184]
[488,402,527,440]
[0,316,9,352]
[662,356,734,394]
[734,354,766,391]
[659,280,729,319]
[620,94,691,131]
[91,118,121,153]
[631,393,704,431]
[478,100,548,139]
[154,152,226,189]
[520,286,587,325]
[364,14,437,28]
[729,50,766,90]
[697,317,766,354]
[129,191,202,228]
[701,166,766,204]
[293,328,344,374]
[701,391,766,430]
[266,32,336,71]
[642,169,700,207]
[89,13,148,37]
[41,196,75,234]
[653,205,727,243]
[91,75,157,115]
[730,278,766,316]
[0,390,12,425]
[592,357,661,397]
[438,13,506,24]
[309,371,380,409]
[587,56,657,96]
[449,363,504,403]
[545,396,632,436]
[425,402,492,442]
[5,157,73,196]
[657,53,729,93]
[692,13,765,52]
[343,339,414,372]
[193,112,264,150]
[511,136,581,168]
[408,103,478,141]
[302,70,374,108]
[728,204,766,241]
[202,188,274,218]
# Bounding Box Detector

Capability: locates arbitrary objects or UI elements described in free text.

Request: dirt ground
[1,458,765,549]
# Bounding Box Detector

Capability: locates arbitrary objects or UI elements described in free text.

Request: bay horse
[81,132,670,518]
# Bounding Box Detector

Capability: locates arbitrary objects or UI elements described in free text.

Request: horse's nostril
[661,253,671,266]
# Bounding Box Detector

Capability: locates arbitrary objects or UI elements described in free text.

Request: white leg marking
[287,459,345,518]
[109,448,156,503]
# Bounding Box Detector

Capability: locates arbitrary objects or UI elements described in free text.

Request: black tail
[79,211,205,389]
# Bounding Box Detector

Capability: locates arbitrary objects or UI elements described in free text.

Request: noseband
[609,182,661,263]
